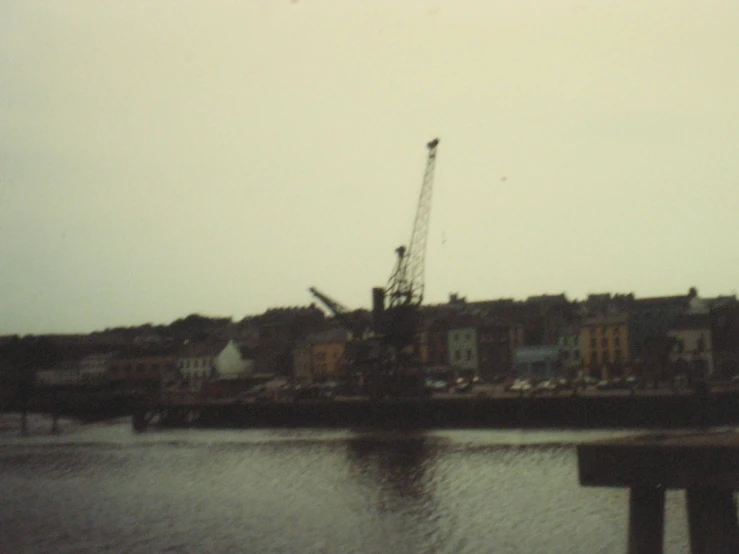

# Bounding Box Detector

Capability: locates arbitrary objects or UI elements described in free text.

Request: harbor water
[0,416,693,553]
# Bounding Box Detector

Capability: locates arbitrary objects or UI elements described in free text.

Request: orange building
[580,313,630,379]
[309,329,350,380]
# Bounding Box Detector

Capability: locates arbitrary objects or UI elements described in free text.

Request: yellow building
[309,329,349,379]
[580,313,630,379]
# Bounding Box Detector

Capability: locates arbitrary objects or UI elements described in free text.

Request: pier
[578,430,739,554]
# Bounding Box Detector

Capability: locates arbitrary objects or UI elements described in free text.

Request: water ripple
[0,422,690,553]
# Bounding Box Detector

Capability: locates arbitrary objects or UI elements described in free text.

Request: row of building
[293,288,739,383]
[34,339,257,393]
[7,287,739,392]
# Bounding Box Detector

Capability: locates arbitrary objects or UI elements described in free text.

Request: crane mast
[386,138,439,308]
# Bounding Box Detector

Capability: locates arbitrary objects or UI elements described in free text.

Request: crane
[374,138,440,352]
[385,138,440,309]
[368,138,440,397]
[308,286,370,340]
[306,139,441,398]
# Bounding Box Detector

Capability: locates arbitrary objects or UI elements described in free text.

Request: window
[591,338,596,348]
[465,333,470,340]
[466,349,472,361]
[614,337,620,347]
[454,349,461,361]
[574,349,580,359]
[601,338,607,348]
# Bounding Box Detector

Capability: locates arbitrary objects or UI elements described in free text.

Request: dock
[578,430,739,554]
[131,390,739,431]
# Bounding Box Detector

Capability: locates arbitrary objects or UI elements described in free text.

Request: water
[0,416,692,553]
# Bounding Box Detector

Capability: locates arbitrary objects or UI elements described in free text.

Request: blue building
[514,345,561,380]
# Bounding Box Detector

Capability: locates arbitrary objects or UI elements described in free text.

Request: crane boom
[386,138,440,308]
[308,286,366,338]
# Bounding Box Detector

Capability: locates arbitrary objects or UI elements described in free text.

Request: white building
[79,353,114,386]
[668,315,714,377]
[177,339,254,391]
[448,327,479,374]
[215,339,255,379]
[36,360,82,387]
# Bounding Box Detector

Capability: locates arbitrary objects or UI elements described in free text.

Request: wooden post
[628,485,665,554]
[686,487,739,554]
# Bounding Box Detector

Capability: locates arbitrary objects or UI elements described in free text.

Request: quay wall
[149,392,739,430]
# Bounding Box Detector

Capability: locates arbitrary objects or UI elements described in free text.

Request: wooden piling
[686,487,739,554]
[627,486,665,554]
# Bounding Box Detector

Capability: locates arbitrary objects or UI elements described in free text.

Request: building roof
[305,328,350,344]
[179,339,229,358]
[582,313,629,326]
[526,293,569,304]
[112,344,181,360]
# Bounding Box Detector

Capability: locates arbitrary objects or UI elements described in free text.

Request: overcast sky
[2,0,738,334]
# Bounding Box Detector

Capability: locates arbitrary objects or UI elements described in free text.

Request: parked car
[533,379,557,394]
[572,376,600,389]
[454,377,473,393]
[424,378,448,393]
[236,384,269,403]
[509,379,533,394]
[596,377,634,391]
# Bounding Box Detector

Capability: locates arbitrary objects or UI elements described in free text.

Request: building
[309,329,350,380]
[256,305,325,375]
[36,360,82,387]
[177,342,218,391]
[419,316,451,368]
[292,341,312,381]
[514,346,561,380]
[448,327,478,376]
[628,290,694,363]
[108,349,178,393]
[79,353,114,387]
[177,339,255,391]
[557,330,582,377]
[711,301,739,378]
[668,314,714,378]
[580,313,630,379]
[477,323,521,381]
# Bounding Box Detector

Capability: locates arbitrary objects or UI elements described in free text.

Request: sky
[2,0,739,334]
